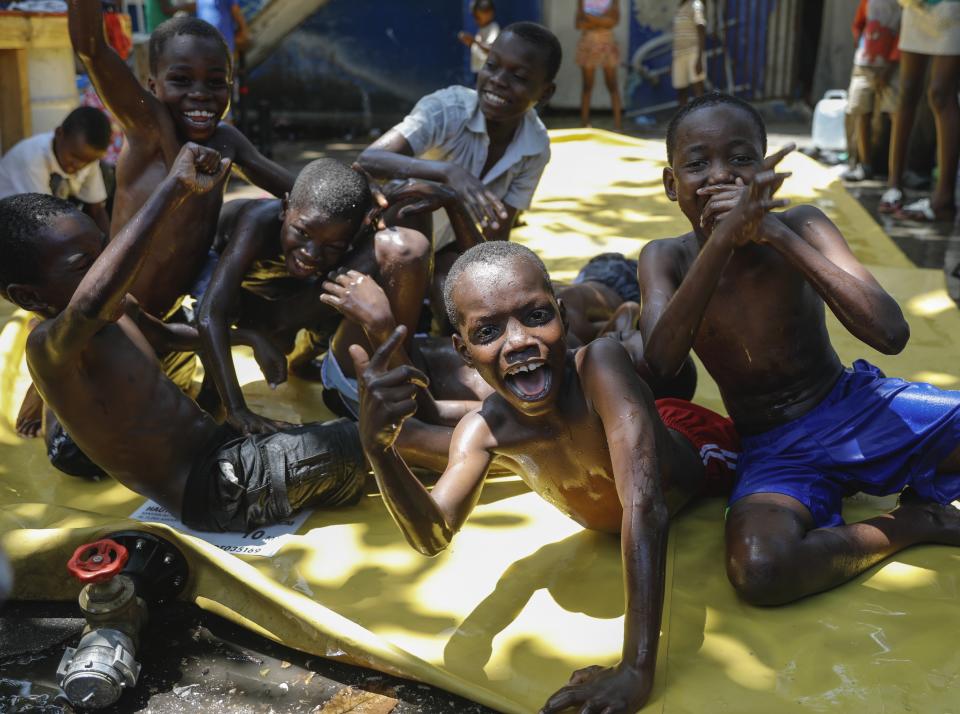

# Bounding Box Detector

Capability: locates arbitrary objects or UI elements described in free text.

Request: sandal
[896,197,956,223]
[878,187,903,214]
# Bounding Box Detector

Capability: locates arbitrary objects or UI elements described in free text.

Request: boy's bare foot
[893,494,960,547]
[598,301,641,336]
[15,384,43,438]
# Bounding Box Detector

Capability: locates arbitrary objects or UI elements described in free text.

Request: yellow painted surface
[1,130,958,713]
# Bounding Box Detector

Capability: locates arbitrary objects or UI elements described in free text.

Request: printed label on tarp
[129,501,311,557]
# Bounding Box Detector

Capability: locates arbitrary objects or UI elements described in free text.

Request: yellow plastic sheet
[2,130,958,713]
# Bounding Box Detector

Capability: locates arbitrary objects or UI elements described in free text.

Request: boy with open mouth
[347,241,740,714]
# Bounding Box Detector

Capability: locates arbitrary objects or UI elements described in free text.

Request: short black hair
[61,106,112,151]
[665,91,767,165]
[443,241,553,328]
[471,0,495,14]
[0,193,78,297]
[501,22,563,83]
[149,16,232,77]
[288,159,372,232]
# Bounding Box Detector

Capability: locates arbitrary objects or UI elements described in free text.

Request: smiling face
[24,212,106,316]
[451,256,567,416]
[279,201,355,279]
[150,34,231,142]
[476,31,554,124]
[53,129,107,175]
[663,103,766,238]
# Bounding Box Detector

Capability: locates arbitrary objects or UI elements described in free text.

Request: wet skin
[10,146,242,517]
[636,103,960,607]
[197,192,431,436]
[69,1,293,318]
[357,30,557,240]
[639,103,910,435]
[352,256,706,714]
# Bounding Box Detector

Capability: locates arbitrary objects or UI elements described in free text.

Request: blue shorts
[730,360,960,528]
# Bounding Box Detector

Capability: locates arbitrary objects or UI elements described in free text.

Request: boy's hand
[350,326,429,451]
[443,164,508,231]
[171,143,232,195]
[382,179,457,219]
[540,662,653,714]
[352,162,389,230]
[250,334,288,389]
[320,270,396,344]
[227,406,294,437]
[697,143,795,237]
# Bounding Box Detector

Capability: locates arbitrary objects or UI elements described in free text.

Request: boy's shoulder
[639,231,697,273]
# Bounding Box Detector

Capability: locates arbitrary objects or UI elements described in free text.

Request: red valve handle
[67,539,129,584]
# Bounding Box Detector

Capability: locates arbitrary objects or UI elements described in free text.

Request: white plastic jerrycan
[811,89,848,152]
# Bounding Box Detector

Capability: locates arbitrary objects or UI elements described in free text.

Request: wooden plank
[0,14,71,50]
[0,47,30,153]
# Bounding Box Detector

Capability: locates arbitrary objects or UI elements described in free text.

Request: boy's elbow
[408,522,455,557]
[883,320,910,355]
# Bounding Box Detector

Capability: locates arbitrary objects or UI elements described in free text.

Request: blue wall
[244,0,543,120]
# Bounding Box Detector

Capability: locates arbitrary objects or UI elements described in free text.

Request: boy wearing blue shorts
[638,92,960,606]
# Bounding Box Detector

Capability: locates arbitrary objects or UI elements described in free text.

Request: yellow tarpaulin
[2,130,958,713]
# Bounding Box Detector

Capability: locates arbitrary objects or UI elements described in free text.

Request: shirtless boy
[0,145,364,532]
[639,92,960,607]
[357,22,560,327]
[349,241,740,713]
[68,0,292,321]
[197,161,433,435]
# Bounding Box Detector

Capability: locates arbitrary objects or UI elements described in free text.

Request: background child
[458,0,500,77]
[843,0,901,182]
[575,0,622,130]
[0,106,111,234]
[671,0,707,106]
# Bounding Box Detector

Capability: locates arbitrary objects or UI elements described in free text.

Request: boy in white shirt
[0,106,111,234]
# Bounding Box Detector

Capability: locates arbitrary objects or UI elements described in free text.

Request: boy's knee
[927,82,958,112]
[725,535,796,606]
[376,228,431,271]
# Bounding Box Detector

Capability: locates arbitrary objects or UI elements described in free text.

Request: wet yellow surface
[1,130,958,713]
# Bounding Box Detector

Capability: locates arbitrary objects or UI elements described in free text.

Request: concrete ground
[3,113,958,714]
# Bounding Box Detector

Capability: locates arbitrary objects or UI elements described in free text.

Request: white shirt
[673,0,706,57]
[470,21,500,73]
[396,85,550,249]
[0,131,107,204]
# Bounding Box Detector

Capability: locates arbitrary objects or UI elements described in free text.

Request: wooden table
[0,12,71,154]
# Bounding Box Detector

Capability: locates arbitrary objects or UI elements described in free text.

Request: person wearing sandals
[879,0,960,222]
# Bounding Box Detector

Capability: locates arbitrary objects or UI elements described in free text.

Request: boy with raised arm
[0,144,364,532]
[68,0,293,321]
[638,92,960,607]
[349,241,740,714]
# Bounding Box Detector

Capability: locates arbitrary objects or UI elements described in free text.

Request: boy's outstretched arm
[351,327,493,555]
[639,149,791,378]
[196,199,289,435]
[218,124,295,198]
[756,206,909,354]
[357,132,509,235]
[68,0,160,138]
[32,145,230,365]
[542,338,668,714]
